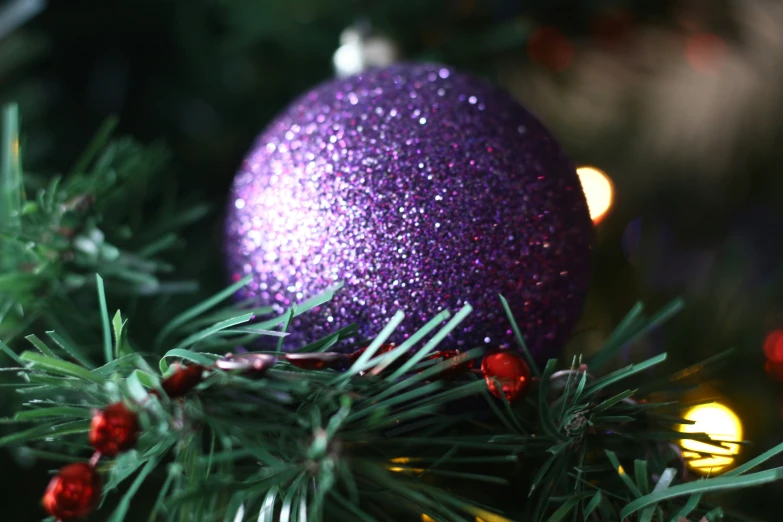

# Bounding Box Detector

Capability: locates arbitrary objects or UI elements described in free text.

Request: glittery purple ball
[224,63,592,359]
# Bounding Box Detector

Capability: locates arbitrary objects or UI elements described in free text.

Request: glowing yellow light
[390,456,412,464]
[388,465,424,473]
[576,167,614,224]
[678,403,743,475]
[422,515,436,522]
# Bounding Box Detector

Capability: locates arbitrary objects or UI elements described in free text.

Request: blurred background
[2,0,783,519]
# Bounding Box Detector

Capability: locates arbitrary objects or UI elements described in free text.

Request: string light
[390,456,412,464]
[576,166,614,223]
[678,403,743,475]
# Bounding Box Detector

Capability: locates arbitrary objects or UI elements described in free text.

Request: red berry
[161,364,207,398]
[42,462,102,520]
[481,351,531,402]
[89,402,140,457]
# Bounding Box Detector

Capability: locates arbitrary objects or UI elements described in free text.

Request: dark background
[2,0,783,519]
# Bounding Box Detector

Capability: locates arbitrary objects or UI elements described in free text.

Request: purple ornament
[224,63,592,359]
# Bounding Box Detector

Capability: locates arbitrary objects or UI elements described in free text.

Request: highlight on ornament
[678,402,743,474]
[576,166,614,223]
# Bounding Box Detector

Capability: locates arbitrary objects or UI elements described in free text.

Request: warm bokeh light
[390,456,411,464]
[686,33,726,72]
[678,403,743,474]
[577,167,614,223]
[764,330,783,363]
[388,461,424,473]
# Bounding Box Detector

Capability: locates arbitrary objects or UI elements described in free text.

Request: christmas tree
[2,1,783,520]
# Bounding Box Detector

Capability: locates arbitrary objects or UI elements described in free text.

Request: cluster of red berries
[42,363,208,521]
[41,346,531,520]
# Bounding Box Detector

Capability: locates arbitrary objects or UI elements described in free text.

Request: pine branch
[0,105,206,342]
[1,279,781,521]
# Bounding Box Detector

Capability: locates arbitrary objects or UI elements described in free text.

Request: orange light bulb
[577,167,614,224]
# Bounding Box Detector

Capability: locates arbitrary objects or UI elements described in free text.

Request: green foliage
[1,281,782,521]
[0,104,206,341]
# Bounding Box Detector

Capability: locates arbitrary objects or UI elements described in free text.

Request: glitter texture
[224,63,592,359]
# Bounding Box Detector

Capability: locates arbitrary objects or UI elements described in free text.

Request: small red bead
[42,462,102,520]
[89,402,139,457]
[481,351,531,402]
[426,349,474,379]
[161,364,207,398]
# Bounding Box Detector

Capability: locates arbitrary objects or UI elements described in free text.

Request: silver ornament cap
[333,21,400,77]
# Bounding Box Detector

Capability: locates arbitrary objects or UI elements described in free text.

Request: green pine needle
[20,350,103,384]
[67,116,119,177]
[499,294,540,377]
[96,274,113,363]
[0,103,22,235]
[621,468,783,519]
